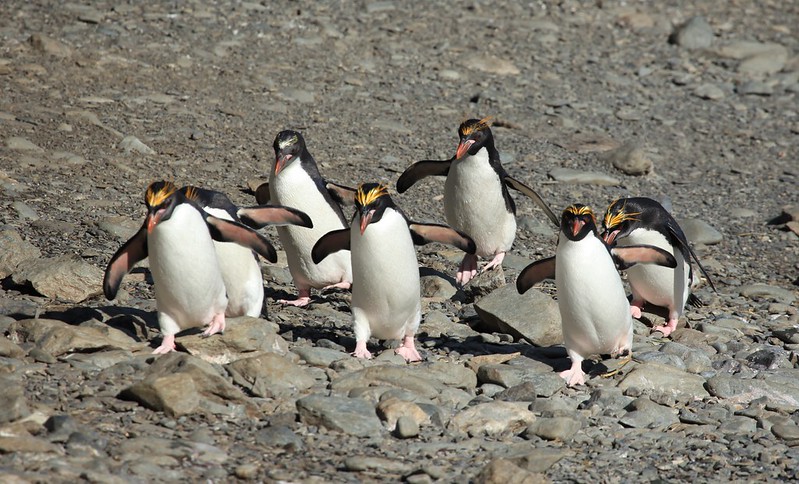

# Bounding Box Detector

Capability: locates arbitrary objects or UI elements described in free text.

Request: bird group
[103,117,715,385]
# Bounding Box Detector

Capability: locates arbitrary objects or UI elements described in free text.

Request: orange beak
[146,209,165,233]
[603,229,619,245]
[455,139,474,160]
[275,154,291,175]
[570,219,585,237]
[359,210,374,235]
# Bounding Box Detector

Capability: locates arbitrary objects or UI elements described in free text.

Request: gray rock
[581,387,635,412]
[11,255,103,303]
[332,365,454,400]
[474,285,562,347]
[376,397,431,430]
[420,273,458,299]
[618,362,709,400]
[678,218,723,245]
[498,447,571,473]
[772,422,799,441]
[475,458,547,484]
[714,40,786,60]
[119,135,155,155]
[603,143,654,176]
[0,231,42,278]
[226,352,315,398]
[525,417,581,441]
[669,16,714,49]
[28,33,73,57]
[395,415,420,438]
[296,394,383,437]
[495,382,537,402]
[0,337,25,358]
[8,318,139,356]
[0,377,30,424]
[0,431,61,454]
[466,56,520,75]
[254,425,304,450]
[6,136,45,152]
[98,216,140,240]
[660,341,713,373]
[738,50,788,77]
[420,310,480,339]
[11,201,39,221]
[706,375,799,411]
[292,346,349,367]
[694,83,725,100]
[619,397,679,429]
[418,361,477,390]
[181,316,289,365]
[739,284,796,304]
[548,167,620,186]
[635,351,687,371]
[450,401,536,437]
[477,363,536,388]
[718,415,757,435]
[344,456,411,473]
[737,81,774,96]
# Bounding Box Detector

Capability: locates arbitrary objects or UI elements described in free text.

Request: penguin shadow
[93,306,160,344]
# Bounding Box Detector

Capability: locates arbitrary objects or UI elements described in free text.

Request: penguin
[103,181,278,354]
[179,185,312,318]
[516,204,677,387]
[312,183,476,362]
[396,117,559,285]
[257,130,353,307]
[600,197,717,336]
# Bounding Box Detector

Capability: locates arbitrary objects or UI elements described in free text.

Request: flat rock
[619,397,679,429]
[28,33,72,57]
[678,218,723,245]
[706,375,799,411]
[180,316,289,364]
[669,16,713,49]
[226,352,315,398]
[0,378,30,424]
[467,56,520,75]
[119,135,155,155]
[694,83,725,100]
[548,167,620,186]
[604,143,654,175]
[6,136,45,152]
[739,284,796,304]
[618,362,709,400]
[450,401,536,437]
[0,338,25,359]
[525,417,581,441]
[418,361,477,390]
[331,366,450,399]
[0,230,41,278]
[8,318,139,356]
[296,394,383,437]
[292,346,350,367]
[421,309,480,339]
[11,255,103,303]
[475,458,547,484]
[474,286,562,347]
[376,397,431,431]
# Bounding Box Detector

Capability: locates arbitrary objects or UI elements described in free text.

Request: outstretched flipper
[516,256,556,294]
[312,228,351,264]
[204,215,278,263]
[666,220,717,292]
[326,182,357,206]
[396,159,452,193]
[238,205,313,229]
[103,224,149,300]
[504,175,560,227]
[254,182,270,205]
[610,244,677,271]
[408,222,476,254]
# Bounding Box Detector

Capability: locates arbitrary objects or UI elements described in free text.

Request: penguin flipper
[611,244,677,271]
[667,221,718,293]
[205,215,278,263]
[396,160,452,193]
[103,224,148,300]
[238,205,313,229]
[326,182,357,206]
[254,182,270,205]
[312,228,351,264]
[503,176,560,227]
[408,223,476,254]
[516,256,556,294]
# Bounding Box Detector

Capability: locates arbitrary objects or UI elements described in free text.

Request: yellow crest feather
[355,184,388,207]
[603,199,641,229]
[460,116,494,137]
[145,181,178,207]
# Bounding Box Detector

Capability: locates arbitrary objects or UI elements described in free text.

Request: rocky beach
[0,0,798,482]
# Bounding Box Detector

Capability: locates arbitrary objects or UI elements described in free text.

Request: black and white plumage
[517,204,677,386]
[259,130,353,307]
[601,197,716,336]
[103,182,278,354]
[396,118,558,285]
[180,186,311,318]
[312,183,475,362]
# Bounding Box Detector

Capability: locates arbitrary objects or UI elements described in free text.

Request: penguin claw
[322,281,351,291]
[352,341,373,359]
[395,336,422,363]
[152,334,176,354]
[652,318,678,337]
[202,314,226,337]
[456,253,479,285]
[279,296,311,307]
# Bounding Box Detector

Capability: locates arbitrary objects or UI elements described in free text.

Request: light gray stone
[525,417,581,441]
[706,375,799,411]
[718,415,757,435]
[678,218,723,245]
[450,401,536,437]
[11,255,103,303]
[548,167,620,186]
[181,316,289,365]
[395,415,420,438]
[0,378,30,424]
[475,458,547,484]
[420,310,480,339]
[119,135,155,155]
[604,143,654,176]
[226,352,315,398]
[6,136,45,152]
[670,16,713,49]
[296,394,383,437]
[618,362,709,400]
[739,284,796,304]
[619,397,679,429]
[475,285,562,347]
[694,83,725,100]
[292,346,350,367]
[8,318,139,356]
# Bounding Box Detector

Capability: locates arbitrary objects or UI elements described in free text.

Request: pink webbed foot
[279,289,311,307]
[394,335,422,363]
[322,281,351,291]
[559,358,586,387]
[653,318,679,337]
[630,299,644,319]
[352,340,373,359]
[481,251,506,273]
[456,253,478,285]
[152,334,176,354]
[202,313,226,337]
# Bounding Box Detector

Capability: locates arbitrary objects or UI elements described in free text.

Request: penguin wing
[326,182,357,206]
[238,205,313,229]
[312,228,351,264]
[503,176,560,227]
[516,256,556,294]
[103,224,148,300]
[254,182,270,205]
[408,223,476,254]
[396,159,452,193]
[610,244,677,271]
[204,215,278,263]
[666,220,717,292]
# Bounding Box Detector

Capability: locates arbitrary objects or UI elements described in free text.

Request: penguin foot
[352,341,373,359]
[279,289,312,307]
[394,336,422,363]
[456,253,478,285]
[322,281,351,291]
[202,314,226,337]
[652,318,678,337]
[152,334,176,354]
[559,367,586,387]
[481,251,506,273]
[630,300,644,319]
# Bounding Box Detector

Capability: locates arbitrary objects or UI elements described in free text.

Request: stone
[0,230,41,278]
[738,50,788,77]
[660,341,713,373]
[395,416,420,438]
[500,447,571,473]
[495,382,538,402]
[180,316,289,364]
[0,378,30,424]
[344,456,411,473]
[0,338,25,359]
[418,361,477,390]
[477,364,535,388]
[474,286,562,347]
[706,375,799,411]
[619,397,679,429]
[467,56,520,75]
[525,417,581,441]
[226,352,315,398]
[694,83,725,100]
[254,425,304,450]
[669,16,714,49]
[28,33,72,57]
[11,255,103,302]
[420,310,480,339]
[736,81,774,96]
[331,365,453,399]
[678,218,723,245]
[377,397,430,431]
[420,273,458,299]
[8,318,139,356]
[739,284,796,304]
[548,167,620,186]
[6,136,45,153]
[296,394,383,437]
[475,458,547,484]
[718,415,757,435]
[772,422,799,441]
[449,401,536,437]
[292,346,350,367]
[604,143,654,176]
[618,363,709,400]
[119,135,155,155]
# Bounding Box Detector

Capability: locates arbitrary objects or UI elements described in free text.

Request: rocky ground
[1,0,798,482]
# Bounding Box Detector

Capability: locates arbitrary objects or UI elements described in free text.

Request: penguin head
[145,181,182,233]
[273,130,306,175]
[354,183,392,235]
[601,198,642,245]
[561,204,599,242]
[455,117,494,160]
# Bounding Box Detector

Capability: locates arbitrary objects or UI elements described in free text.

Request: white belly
[351,210,421,341]
[556,235,632,358]
[618,228,690,314]
[443,149,515,258]
[270,162,352,289]
[148,204,227,333]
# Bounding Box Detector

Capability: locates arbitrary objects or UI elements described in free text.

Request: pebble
[6,136,45,152]
[296,394,383,437]
[736,81,774,96]
[118,135,155,155]
[619,397,679,429]
[395,415,420,438]
[669,16,714,49]
[678,218,723,245]
[474,285,561,346]
[449,401,536,437]
[694,83,726,100]
[548,167,620,186]
[525,416,581,441]
[466,56,520,75]
[227,352,315,398]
